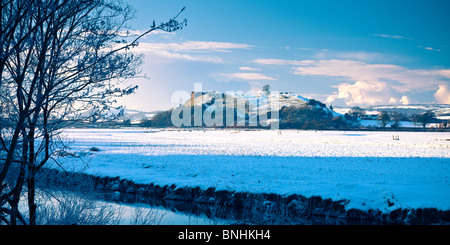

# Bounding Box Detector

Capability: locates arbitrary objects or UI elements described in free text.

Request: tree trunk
[0,114,25,183]
[27,124,37,225]
[0,114,26,225]
[9,130,28,225]
[9,163,25,225]
[27,166,37,225]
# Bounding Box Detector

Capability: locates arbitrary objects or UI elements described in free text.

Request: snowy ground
[359,119,441,128]
[55,128,450,212]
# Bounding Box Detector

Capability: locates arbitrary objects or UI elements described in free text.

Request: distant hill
[334,104,450,120]
[146,91,346,129]
[118,109,161,122]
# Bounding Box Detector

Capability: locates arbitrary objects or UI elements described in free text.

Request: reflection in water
[99,191,233,225]
[97,190,382,225]
[32,188,232,225]
[115,203,227,225]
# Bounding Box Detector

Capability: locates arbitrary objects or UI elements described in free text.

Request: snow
[185,91,310,111]
[359,119,441,128]
[56,128,450,212]
[296,95,310,102]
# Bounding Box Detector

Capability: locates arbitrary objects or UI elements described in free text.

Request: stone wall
[38,168,450,225]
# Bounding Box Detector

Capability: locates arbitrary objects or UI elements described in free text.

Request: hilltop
[181,90,341,127]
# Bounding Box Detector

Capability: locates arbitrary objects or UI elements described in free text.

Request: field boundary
[38,168,450,225]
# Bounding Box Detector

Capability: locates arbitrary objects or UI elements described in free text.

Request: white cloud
[438,70,450,78]
[255,58,450,106]
[324,80,417,106]
[325,81,395,106]
[434,84,450,104]
[138,41,252,53]
[239,66,262,71]
[437,70,450,78]
[291,60,413,89]
[136,48,223,63]
[400,95,410,105]
[219,72,277,81]
[425,47,439,51]
[418,46,441,52]
[298,47,316,51]
[133,41,252,63]
[374,33,412,40]
[256,58,448,92]
[325,81,416,107]
[313,51,383,62]
[389,97,398,103]
[120,29,176,39]
[253,58,310,66]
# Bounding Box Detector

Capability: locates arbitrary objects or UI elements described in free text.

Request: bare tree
[0,0,186,225]
[350,106,366,119]
[412,110,436,129]
[377,111,390,128]
[390,111,403,128]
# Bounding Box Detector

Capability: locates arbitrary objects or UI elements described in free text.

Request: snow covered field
[56,128,450,212]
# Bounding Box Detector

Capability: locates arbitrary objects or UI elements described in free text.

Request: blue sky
[120,0,450,111]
